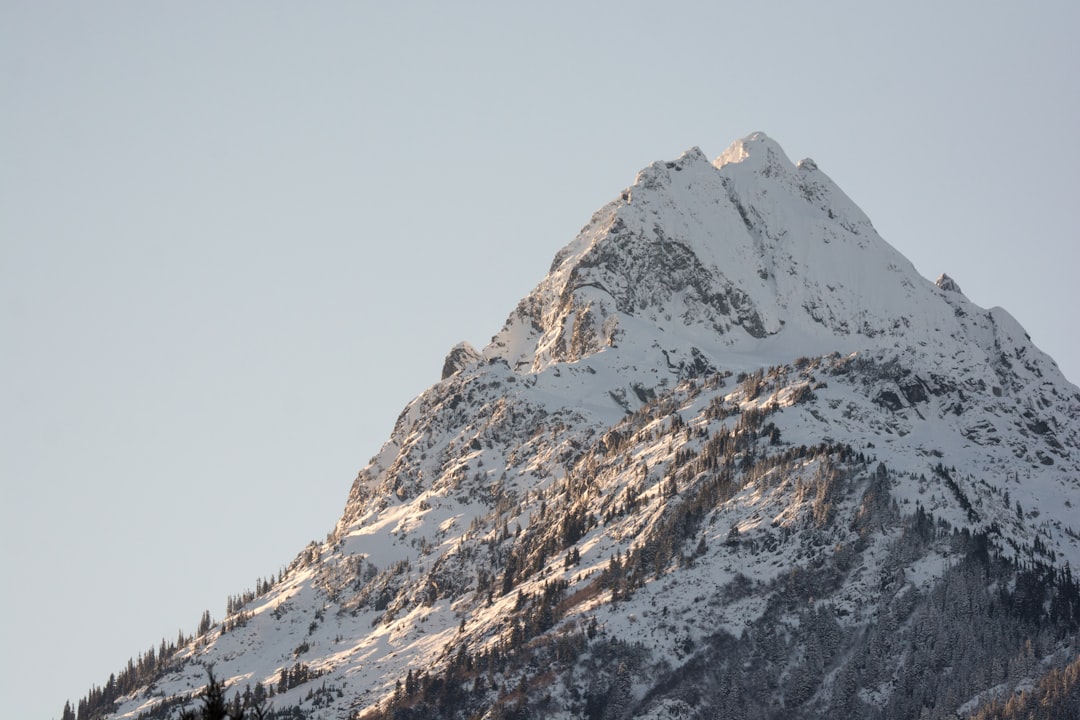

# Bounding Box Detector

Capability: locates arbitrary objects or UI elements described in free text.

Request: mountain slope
[75,133,1080,720]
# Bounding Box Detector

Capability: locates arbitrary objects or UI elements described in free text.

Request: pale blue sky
[3,2,1078,717]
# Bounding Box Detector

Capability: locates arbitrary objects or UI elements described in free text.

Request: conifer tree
[176,668,269,720]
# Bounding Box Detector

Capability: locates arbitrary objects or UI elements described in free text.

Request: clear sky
[2,2,1078,717]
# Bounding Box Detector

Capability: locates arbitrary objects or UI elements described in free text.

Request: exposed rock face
[441,341,482,380]
[936,272,963,293]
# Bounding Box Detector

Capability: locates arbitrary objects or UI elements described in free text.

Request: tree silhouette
[176,667,270,720]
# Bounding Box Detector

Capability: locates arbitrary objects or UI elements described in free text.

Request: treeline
[971,652,1080,719]
[355,622,598,720]
[588,505,1080,720]
[358,460,1080,720]
[61,634,188,720]
[358,435,872,719]
[63,568,283,720]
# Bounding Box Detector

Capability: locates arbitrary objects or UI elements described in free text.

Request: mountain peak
[487,133,934,380]
[80,135,1080,720]
[713,131,789,170]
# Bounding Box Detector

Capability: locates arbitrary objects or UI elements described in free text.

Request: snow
[98,134,1080,718]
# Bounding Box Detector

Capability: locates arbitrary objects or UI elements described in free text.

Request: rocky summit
[71,134,1080,720]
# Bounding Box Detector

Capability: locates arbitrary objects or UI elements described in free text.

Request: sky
[2,2,1078,718]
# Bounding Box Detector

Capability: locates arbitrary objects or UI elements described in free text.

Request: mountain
[70,133,1080,720]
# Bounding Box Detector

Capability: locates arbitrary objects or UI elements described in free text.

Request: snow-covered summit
[482,133,1065,408]
[712,130,790,170]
